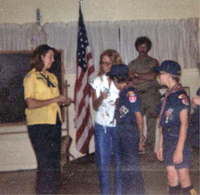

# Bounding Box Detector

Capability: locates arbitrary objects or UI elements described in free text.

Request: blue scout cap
[107,64,128,77]
[156,60,181,76]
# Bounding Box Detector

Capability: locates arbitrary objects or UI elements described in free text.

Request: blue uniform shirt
[115,87,141,126]
[193,88,200,118]
[158,89,192,169]
[158,90,190,130]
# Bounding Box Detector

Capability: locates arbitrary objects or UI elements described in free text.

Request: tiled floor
[0,147,199,195]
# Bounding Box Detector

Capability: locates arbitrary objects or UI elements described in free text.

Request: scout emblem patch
[165,108,173,123]
[119,105,129,118]
[178,94,189,105]
[126,91,137,103]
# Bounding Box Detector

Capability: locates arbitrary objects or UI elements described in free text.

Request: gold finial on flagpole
[36,8,41,25]
[79,0,83,8]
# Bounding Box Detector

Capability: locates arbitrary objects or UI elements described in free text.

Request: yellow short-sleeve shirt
[23,68,62,126]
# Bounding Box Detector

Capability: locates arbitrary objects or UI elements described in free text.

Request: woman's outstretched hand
[57,95,74,106]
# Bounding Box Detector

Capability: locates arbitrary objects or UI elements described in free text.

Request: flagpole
[79,0,83,8]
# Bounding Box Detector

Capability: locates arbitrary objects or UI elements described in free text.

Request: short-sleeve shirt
[190,87,200,123]
[194,88,200,114]
[90,74,119,127]
[158,90,190,130]
[115,87,141,126]
[23,68,62,125]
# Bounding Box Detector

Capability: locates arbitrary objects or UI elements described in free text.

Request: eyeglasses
[100,61,112,67]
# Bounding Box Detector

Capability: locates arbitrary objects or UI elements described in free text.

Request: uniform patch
[182,98,189,105]
[165,108,173,123]
[178,94,189,105]
[178,94,187,99]
[119,105,129,118]
[126,91,137,103]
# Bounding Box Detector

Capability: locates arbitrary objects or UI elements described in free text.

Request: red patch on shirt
[126,91,137,103]
[182,99,189,105]
[178,94,189,105]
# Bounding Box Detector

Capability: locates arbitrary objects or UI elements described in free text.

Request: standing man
[128,36,160,153]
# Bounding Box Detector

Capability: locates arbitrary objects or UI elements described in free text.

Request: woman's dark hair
[29,44,55,71]
[98,49,123,76]
[135,36,152,52]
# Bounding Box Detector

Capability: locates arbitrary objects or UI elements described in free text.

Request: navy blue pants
[94,123,122,195]
[117,125,145,195]
[28,120,61,194]
[162,130,192,169]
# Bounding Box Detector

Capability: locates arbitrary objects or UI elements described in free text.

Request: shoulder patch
[126,91,137,103]
[178,94,187,99]
[178,94,189,105]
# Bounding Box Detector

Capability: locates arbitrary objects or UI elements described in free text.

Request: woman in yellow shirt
[23,44,72,194]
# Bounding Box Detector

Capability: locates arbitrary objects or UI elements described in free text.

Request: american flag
[74,4,95,154]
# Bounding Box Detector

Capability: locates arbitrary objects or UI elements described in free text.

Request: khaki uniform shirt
[128,56,160,91]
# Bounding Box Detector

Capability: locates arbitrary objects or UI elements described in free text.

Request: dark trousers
[28,120,61,194]
[117,125,145,195]
[188,111,199,148]
[140,91,160,145]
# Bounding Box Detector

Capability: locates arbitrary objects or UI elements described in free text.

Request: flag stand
[61,80,74,171]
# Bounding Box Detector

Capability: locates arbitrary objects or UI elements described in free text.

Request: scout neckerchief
[158,83,184,127]
[40,73,55,88]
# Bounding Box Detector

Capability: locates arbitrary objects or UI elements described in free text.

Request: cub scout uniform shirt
[23,68,62,126]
